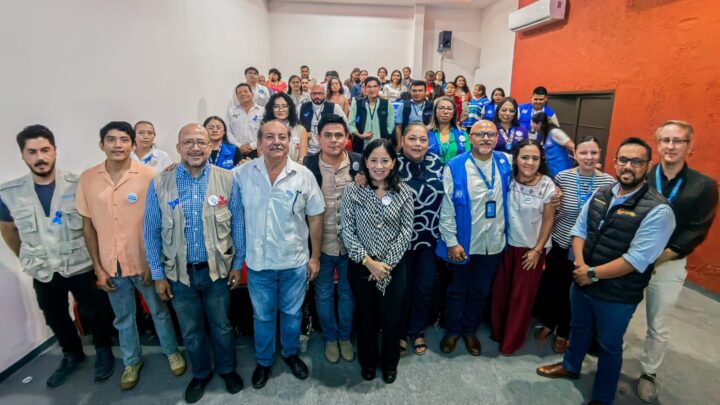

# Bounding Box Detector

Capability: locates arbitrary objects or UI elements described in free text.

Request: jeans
[641,258,687,375]
[106,275,178,367]
[563,284,638,404]
[402,248,438,337]
[33,271,115,355]
[444,253,501,337]
[247,265,308,367]
[169,267,236,378]
[314,253,354,341]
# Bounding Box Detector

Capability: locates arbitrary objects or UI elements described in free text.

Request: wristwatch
[587,267,599,283]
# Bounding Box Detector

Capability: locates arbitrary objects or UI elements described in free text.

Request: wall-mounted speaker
[438,30,452,52]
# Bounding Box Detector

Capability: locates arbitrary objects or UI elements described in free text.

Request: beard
[618,170,644,190]
[29,161,55,178]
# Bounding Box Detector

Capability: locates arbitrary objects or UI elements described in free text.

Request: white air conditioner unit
[508,0,567,33]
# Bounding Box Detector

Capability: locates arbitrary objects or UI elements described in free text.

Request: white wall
[422,7,483,85]
[0,0,270,374]
[474,0,517,94]
[268,1,415,82]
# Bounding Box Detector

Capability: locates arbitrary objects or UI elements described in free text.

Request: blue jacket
[428,127,468,162]
[211,143,237,170]
[518,103,555,130]
[436,151,513,264]
[544,132,573,178]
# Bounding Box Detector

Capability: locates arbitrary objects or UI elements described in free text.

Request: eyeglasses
[658,137,690,145]
[471,131,498,138]
[437,106,454,112]
[615,156,648,168]
[273,104,289,111]
[180,139,211,150]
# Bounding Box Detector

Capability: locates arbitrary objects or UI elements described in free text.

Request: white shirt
[226,103,264,149]
[439,155,506,255]
[130,146,173,173]
[234,157,325,270]
[507,176,555,249]
[251,84,271,107]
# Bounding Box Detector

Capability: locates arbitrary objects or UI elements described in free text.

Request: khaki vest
[154,165,235,286]
[0,171,92,282]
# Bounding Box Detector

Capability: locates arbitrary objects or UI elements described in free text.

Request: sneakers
[325,341,340,363]
[47,353,86,387]
[339,340,355,362]
[94,347,115,381]
[637,373,659,402]
[120,362,143,390]
[167,352,186,376]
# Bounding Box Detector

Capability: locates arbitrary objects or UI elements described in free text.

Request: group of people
[0,63,717,405]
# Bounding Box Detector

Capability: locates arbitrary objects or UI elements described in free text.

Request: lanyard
[576,168,595,210]
[499,127,513,149]
[141,153,153,165]
[209,144,223,165]
[471,156,496,197]
[367,101,378,121]
[411,102,423,117]
[656,165,683,203]
[435,129,455,162]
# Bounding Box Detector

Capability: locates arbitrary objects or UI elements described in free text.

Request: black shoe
[252,364,271,389]
[94,347,115,381]
[220,371,244,394]
[47,353,85,387]
[361,367,376,381]
[283,355,309,380]
[382,369,397,384]
[185,373,213,404]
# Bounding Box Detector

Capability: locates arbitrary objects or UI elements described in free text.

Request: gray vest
[0,171,92,282]
[154,166,235,286]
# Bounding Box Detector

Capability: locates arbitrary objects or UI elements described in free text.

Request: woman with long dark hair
[262,92,308,162]
[327,77,350,117]
[382,70,405,102]
[204,116,243,169]
[490,139,555,355]
[481,87,505,121]
[531,112,575,178]
[492,96,529,154]
[288,74,310,107]
[340,138,413,384]
[427,97,469,165]
[265,68,287,93]
[453,75,471,102]
[377,67,389,86]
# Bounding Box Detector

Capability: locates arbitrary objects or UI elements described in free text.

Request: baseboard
[0,336,57,384]
[686,281,720,302]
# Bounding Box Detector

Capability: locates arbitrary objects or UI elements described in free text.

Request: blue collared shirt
[393,101,426,125]
[144,163,245,280]
[570,183,675,273]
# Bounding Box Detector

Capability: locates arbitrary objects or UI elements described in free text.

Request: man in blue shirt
[518,86,559,130]
[537,137,676,405]
[144,123,246,403]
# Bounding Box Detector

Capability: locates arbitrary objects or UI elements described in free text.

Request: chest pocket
[13,208,38,234]
[65,210,83,231]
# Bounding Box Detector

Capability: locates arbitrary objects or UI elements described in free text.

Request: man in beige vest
[144,123,246,404]
[0,125,115,387]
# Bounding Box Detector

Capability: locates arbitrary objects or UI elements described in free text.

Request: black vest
[299,101,335,133]
[582,183,668,304]
[353,98,391,153]
[401,99,433,133]
[303,151,362,188]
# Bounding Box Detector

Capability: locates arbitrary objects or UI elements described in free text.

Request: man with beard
[537,137,676,405]
[298,84,348,155]
[394,80,433,149]
[234,120,324,389]
[144,124,245,403]
[0,125,116,387]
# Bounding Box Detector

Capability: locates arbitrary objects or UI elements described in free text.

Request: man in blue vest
[298,84,347,151]
[436,119,513,356]
[537,137,676,405]
[348,77,396,152]
[394,80,434,149]
[518,86,559,130]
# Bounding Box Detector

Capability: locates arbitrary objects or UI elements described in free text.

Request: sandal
[534,326,553,342]
[553,337,569,354]
[413,336,427,355]
[399,339,407,354]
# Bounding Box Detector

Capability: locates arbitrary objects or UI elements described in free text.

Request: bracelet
[361,256,369,266]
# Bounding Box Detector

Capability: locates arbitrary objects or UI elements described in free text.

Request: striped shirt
[552,168,615,249]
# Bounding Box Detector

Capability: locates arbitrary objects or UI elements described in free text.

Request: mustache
[34,160,49,167]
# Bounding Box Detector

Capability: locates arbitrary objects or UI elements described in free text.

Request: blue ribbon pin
[52,211,63,224]
[168,198,180,209]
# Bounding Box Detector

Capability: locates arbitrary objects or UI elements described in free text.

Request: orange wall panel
[511,0,720,292]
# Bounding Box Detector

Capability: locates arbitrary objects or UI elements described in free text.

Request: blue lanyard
[471,156,496,197]
[576,168,595,210]
[141,152,153,164]
[656,165,683,203]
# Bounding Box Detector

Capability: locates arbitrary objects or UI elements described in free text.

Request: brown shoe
[534,326,553,341]
[553,337,569,354]
[462,335,482,356]
[536,362,579,379]
[440,335,458,353]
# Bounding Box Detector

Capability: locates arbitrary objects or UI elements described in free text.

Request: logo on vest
[352,162,360,171]
[458,135,466,143]
[616,208,637,217]
[454,190,464,199]
[208,195,219,206]
[127,193,138,203]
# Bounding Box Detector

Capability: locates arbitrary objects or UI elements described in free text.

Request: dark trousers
[444,253,501,337]
[349,259,406,371]
[401,248,438,338]
[533,243,573,338]
[33,271,115,355]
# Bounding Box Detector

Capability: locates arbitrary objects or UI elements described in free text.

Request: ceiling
[269,0,498,9]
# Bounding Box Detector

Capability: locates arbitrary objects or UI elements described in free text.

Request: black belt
[187,262,209,271]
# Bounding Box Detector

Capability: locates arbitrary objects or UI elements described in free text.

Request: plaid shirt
[144,163,245,280]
